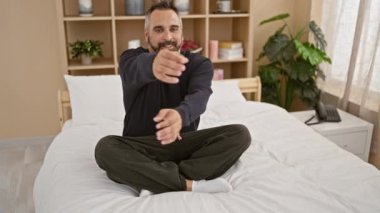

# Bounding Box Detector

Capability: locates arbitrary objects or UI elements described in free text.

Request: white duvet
[34,101,380,213]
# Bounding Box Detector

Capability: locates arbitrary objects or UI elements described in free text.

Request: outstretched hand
[152,49,188,84]
[153,109,182,145]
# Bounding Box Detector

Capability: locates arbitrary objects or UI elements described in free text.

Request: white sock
[222,160,242,180]
[139,189,154,197]
[192,178,232,193]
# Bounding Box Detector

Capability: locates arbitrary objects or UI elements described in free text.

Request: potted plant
[257,13,331,111]
[69,39,103,65]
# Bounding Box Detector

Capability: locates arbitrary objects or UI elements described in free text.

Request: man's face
[145,9,183,52]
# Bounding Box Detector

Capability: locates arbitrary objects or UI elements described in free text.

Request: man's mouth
[158,40,179,51]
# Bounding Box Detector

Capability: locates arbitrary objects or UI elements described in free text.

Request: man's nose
[163,30,173,40]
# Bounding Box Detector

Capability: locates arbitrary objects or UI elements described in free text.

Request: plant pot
[79,0,93,17]
[125,0,144,16]
[81,55,92,65]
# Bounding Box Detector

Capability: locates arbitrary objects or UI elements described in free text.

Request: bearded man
[95,1,251,196]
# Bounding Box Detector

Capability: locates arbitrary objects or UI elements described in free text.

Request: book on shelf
[218,47,244,59]
[219,41,243,49]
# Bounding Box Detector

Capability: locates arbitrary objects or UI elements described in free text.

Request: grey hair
[144,1,182,31]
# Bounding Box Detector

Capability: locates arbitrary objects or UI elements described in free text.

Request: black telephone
[315,101,341,122]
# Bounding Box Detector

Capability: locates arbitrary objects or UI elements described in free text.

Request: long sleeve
[120,48,213,136]
[119,48,157,98]
[175,56,213,128]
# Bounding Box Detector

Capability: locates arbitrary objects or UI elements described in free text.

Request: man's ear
[144,31,149,44]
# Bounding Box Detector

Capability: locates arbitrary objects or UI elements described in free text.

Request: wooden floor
[0,138,51,213]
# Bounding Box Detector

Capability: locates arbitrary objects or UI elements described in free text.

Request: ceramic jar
[79,0,93,16]
[125,0,145,15]
[174,0,190,15]
[216,0,231,12]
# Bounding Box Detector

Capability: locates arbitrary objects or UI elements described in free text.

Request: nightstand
[290,109,373,162]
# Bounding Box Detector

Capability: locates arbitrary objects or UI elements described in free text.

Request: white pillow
[64,75,124,126]
[208,80,246,108]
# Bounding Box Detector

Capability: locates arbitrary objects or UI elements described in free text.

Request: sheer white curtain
[319,0,380,167]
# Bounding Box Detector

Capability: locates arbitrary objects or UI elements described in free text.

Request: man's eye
[154,28,163,33]
[170,28,179,32]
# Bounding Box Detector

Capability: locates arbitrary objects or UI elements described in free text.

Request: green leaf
[259,64,283,106]
[286,58,315,82]
[259,13,290,26]
[294,40,331,66]
[294,27,305,40]
[262,33,296,62]
[309,21,327,51]
[275,24,287,35]
[256,51,266,61]
[68,39,103,59]
[262,85,281,106]
[284,79,296,110]
[296,79,321,105]
[258,64,282,84]
[301,84,320,106]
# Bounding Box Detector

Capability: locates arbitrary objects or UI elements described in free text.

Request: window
[319,0,380,110]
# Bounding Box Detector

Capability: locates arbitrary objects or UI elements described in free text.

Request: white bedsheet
[34,102,380,213]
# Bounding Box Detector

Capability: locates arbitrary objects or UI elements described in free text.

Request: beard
[148,37,181,52]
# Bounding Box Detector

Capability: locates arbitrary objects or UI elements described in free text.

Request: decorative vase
[81,55,92,65]
[125,0,145,16]
[79,0,93,17]
[209,40,218,61]
[174,0,190,15]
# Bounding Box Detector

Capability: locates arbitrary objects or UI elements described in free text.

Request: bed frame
[58,77,262,127]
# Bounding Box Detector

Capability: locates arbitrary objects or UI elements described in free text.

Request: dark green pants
[95,124,251,194]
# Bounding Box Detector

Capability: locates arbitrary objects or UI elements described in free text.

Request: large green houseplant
[69,39,103,65]
[257,13,331,111]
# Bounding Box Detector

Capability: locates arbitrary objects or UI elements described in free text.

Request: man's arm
[154,55,213,145]
[119,48,157,93]
[119,48,189,90]
[175,57,213,127]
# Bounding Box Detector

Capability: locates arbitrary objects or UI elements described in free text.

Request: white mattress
[33,101,380,213]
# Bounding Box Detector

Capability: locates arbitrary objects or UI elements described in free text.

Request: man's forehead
[150,10,181,28]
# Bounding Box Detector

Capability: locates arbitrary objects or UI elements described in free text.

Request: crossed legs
[95,124,251,194]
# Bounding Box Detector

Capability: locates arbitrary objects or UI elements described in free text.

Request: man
[95,1,251,195]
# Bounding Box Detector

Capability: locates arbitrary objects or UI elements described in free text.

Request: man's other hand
[153,109,182,145]
[152,49,188,84]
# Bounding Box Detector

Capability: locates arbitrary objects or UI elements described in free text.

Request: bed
[34,75,380,213]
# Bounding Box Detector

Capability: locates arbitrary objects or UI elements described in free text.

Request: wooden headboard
[58,77,262,127]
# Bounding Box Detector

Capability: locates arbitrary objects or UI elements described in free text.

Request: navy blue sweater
[119,47,213,137]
